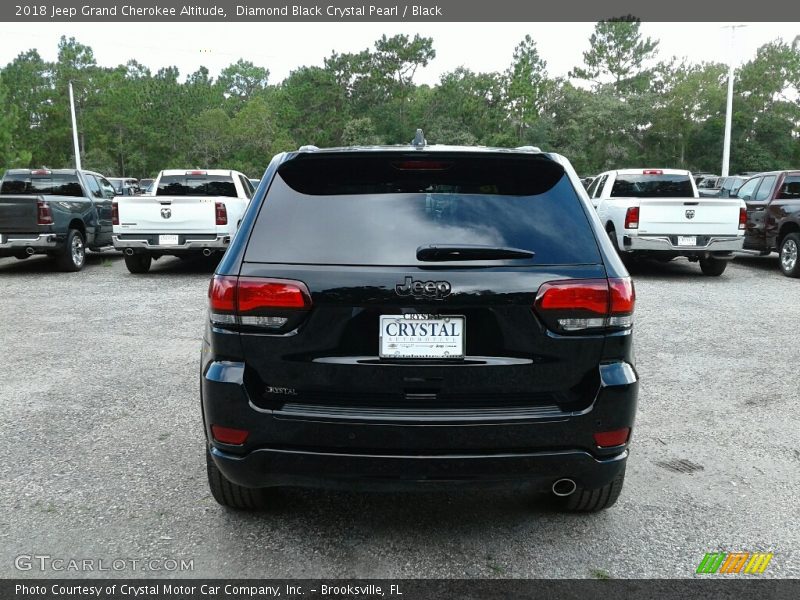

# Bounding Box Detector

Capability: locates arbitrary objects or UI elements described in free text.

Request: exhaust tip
[202,249,212,257]
[552,478,577,497]
[124,248,134,256]
[25,247,35,255]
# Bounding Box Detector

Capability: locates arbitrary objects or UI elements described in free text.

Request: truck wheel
[206,448,269,510]
[606,224,621,254]
[556,465,626,512]
[55,229,86,272]
[779,233,800,278]
[699,256,727,276]
[124,253,152,274]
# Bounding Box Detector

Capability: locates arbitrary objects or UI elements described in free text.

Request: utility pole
[721,25,746,177]
[68,80,82,170]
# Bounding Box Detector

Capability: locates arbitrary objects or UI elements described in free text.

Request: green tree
[571,18,659,92]
[506,35,550,141]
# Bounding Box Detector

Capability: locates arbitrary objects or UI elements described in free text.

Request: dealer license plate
[379,315,465,359]
[158,235,180,245]
[677,236,697,246]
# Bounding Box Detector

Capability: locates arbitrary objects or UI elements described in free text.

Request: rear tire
[556,465,626,512]
[778,233,800,278]
[124,253,152,274]
[606,224,621,254]
[55,228,86,272]
[206,448,269,510]
[699,256,727,276]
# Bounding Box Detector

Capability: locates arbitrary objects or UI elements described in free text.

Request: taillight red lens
[609,278,635,313]
[208,275,237,312]
[642,169,663,175]
[215,202,227,226]
[36,200,53,225]
[624,206,639,229]
[237,278,311,312]
[535,278,635,332]
[112,201,119,226]
[211,425,249,445]
[208,276,311,329]
[739,207,747,230]
[593,428,630,448]
[536,280,609,315]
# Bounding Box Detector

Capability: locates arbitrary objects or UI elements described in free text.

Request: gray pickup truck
[0,168,116,271]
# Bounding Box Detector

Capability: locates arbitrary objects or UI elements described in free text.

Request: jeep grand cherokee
[201,140,638,512]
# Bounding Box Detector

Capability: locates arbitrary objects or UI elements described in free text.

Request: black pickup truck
[737,170,800,277]
[0,169,116,271]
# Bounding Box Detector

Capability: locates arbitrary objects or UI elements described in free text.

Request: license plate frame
[158,234,180,246]
[677,235,697,246]
[379,314,466,360]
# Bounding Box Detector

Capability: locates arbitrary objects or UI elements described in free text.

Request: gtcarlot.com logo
[696,552,773,574]
[14,554,194,572]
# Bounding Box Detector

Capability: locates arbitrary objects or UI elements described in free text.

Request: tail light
[215,202,227,226]
[209,275,311,330]
[534,278,635,333]
[112,201,119,226]
[36,200,53,225]
[642,169,663,175]
[624,206,639,229]
[739,207,747,230]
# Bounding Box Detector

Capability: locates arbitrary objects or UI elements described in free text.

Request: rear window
[156,175,237,197]
[611,174,694,198]
[245,154,601,266]
[778,176,800,199]
[0,173,84,197]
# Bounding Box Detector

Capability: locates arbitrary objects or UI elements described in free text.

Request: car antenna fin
[411,129,426,148]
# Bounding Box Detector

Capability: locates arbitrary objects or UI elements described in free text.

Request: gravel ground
[0,251,797,579]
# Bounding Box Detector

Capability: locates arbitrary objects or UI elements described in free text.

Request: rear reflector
[739,207,747,230]
[535,278,635,332]
[36,200,53,225]
[209,276,312,329]
[624,206,640,229]
[215,202,227,226]
[642,169,663,175]
[112,201,119,226]
[593,428,630,448]
[211,425,249,445]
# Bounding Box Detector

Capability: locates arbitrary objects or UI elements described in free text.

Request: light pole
[68,80,82,170]
[721,25,746,178]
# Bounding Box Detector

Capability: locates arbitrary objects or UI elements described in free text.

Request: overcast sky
[0,22,798,85]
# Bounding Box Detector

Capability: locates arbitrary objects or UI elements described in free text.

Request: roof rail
[411,129,426,148]
[298,145,320,152]
[515,145,542,153]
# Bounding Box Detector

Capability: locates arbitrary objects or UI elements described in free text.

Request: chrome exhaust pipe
[25,247,35,255]
[202,249,212,257]
[552,478,577,497]
[124,248,134,256]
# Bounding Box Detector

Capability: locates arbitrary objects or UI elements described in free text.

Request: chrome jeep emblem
[685,210,695,220]
[395,276,452,299]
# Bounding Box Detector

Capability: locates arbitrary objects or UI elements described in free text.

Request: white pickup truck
[112,169,254,273]
[589,168,747,276]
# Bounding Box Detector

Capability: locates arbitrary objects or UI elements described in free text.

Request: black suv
[201,139,638,512]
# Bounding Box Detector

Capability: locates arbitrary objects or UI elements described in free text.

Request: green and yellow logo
[696,552,773,574]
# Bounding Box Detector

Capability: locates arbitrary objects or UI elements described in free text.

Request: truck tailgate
[116,196,218,233]
[638,198,742,235]
[0,195,40,232]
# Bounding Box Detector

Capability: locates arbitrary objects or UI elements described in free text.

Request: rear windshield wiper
[416,244,535,261]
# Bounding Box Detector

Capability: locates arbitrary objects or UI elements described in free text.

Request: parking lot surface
[0,252,798,578]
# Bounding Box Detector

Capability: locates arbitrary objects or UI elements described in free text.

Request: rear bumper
[210,445,628,491]
[624,234,744,253]
[201,357,638,491]
[112,234,230,253]
[0,233,59,255]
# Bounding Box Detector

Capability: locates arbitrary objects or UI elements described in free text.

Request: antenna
[411,129,426,148]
